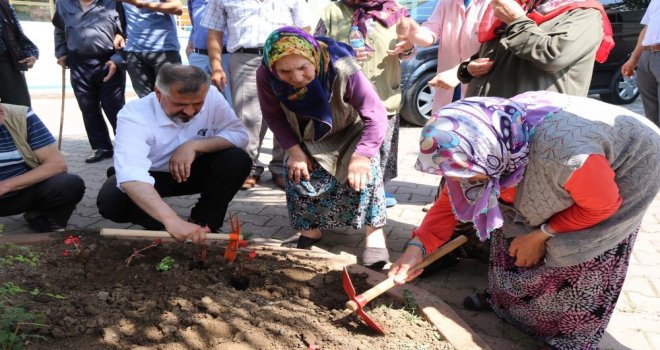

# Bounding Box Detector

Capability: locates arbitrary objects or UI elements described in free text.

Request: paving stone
[600,329,651,350]
[624,292,660,315]
[622,276,656,297]
[645,332,660,350]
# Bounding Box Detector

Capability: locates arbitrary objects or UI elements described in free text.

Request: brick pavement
[2,20,659,347]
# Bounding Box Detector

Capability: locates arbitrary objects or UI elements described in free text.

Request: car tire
[401,71,436,126]
[600,68,639,105]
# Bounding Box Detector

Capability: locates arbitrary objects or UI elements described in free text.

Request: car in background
[399,0,648,126]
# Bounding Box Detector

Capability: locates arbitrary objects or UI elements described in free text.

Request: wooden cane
[100,228,242,241]
[57,65,65,150]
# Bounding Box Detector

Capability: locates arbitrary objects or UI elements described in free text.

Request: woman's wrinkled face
[273,54,316,88]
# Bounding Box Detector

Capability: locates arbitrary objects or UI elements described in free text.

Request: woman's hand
[467,58,494,77]
[508,230,550,268]
[18,56,37,69]
[428,70,460,90]
[347,154,371,191]
[492,0,526,24]
[287,145,313,183]
[388,244,425,284]
[353,47,370,63]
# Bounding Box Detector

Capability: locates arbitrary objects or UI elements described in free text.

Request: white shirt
[200,0,311,53]
[641,0,660,46]
[114,86,248,187]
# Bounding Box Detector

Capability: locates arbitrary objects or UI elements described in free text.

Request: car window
[599,0,649,10]
[400,0,438,22]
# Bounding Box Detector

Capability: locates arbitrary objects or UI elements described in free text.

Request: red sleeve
[412,184,458,253]
[548,154,622,233]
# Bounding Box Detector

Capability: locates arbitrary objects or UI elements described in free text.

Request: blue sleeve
[25,109,56,150]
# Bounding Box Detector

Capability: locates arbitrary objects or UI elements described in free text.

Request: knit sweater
[500,95,660,267]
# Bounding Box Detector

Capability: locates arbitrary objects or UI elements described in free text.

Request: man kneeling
[97,64,251,242]
[0,103,85,232]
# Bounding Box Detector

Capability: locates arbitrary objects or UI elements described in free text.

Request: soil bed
[1,231,453,350]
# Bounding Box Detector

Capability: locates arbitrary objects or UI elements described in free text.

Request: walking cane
[57,65,65,150]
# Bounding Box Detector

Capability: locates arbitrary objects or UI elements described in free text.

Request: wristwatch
[457,60,474,84]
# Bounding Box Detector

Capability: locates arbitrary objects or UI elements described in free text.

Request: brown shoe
[241,175,259,190]
[272,173,286,189]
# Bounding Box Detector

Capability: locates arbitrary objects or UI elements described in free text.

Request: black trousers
[0,173,85,226]
[125,51,181,98]
[0,55,31,107]
[68,52,126,151]
[97,148,251,232]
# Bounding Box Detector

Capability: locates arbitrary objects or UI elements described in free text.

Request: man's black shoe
[85,149,113,163]
[23,213,66,233]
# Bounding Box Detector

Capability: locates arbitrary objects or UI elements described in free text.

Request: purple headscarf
[341,0,409,51]
[415,91,568,240]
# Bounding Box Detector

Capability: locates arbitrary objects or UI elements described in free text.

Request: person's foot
[272,173,286,189]
[463,291,491,312]
[240,175,260,190]
[281,233,322,249]
[85,149,113,163]
[385,192,397,208]
[23,212,65,233]
[360,247,390,270]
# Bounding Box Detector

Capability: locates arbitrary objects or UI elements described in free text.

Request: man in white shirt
[622,0,660,125]
[96,64,251,242]
[201,0,312,190]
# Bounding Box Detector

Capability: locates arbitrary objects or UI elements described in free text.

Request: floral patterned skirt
[284,157,387,230]
[488,229,637,350]
[380,114,399,183]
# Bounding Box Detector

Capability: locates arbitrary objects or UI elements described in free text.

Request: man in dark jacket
[0,0,38,107]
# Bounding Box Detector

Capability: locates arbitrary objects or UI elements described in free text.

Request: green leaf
[156,256,176,272]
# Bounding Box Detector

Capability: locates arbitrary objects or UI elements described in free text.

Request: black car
[399,0,648,126]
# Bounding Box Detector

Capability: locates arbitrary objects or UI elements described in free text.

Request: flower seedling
[62,235,82,257]
[156,256,176,272]
[124,239,163,267]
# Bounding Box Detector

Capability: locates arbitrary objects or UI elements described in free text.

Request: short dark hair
[155,63,210,95]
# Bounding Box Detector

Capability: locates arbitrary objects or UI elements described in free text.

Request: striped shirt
[0,109,55,181]
[200,0,311,53]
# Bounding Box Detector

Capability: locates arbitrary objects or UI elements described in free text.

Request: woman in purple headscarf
[256,26,391,268]
[389,91,660,349]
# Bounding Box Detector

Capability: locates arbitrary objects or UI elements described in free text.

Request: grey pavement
[2,21,659,350]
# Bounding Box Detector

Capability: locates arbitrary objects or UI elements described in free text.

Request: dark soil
[1,231,453,350]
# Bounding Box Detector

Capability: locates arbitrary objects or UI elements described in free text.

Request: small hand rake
[101,214,244,263]
[341,235,468,334]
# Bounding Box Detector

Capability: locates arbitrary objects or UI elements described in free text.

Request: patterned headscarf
[415,92,567,240]
[341,0,409,51]
[262,26,355,142]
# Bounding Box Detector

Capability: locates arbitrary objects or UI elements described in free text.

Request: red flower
[64,235,80,246]
[62,249,70,257]
[238,240,248,248]
[248,251,257,260]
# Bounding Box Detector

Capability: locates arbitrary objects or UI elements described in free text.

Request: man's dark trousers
[68,52,125,152]
[97,148,251,232]
[0,173,85,226]
[125,51,181,98]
